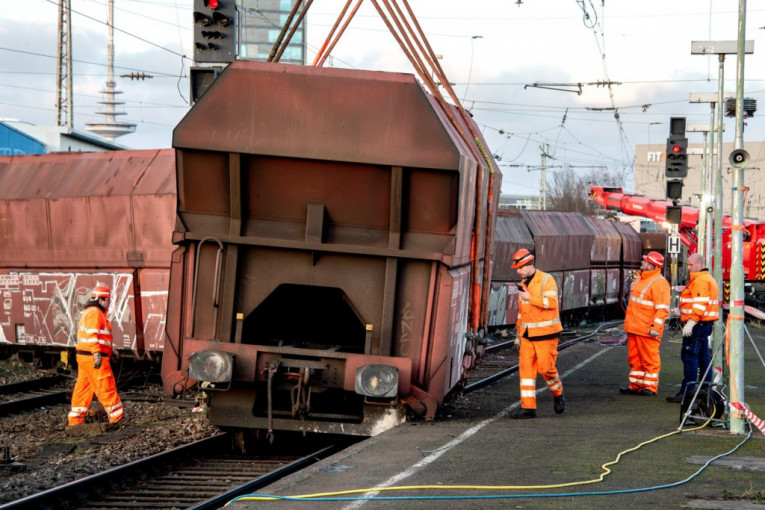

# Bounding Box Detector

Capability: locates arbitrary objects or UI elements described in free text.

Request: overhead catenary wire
[42,0,188,61]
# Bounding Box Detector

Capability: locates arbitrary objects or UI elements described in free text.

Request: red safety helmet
[642,251,664,268]
[511,248,535,269]
[91,285,111,299]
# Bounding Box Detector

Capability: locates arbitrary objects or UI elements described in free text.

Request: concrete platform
[229,325,765,510]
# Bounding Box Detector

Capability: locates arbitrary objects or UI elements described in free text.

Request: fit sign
[647,151,663,162]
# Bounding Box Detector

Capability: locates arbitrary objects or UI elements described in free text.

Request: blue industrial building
[0,121,45,155]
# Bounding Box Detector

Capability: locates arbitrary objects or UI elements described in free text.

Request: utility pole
[688,96,729,264]
[539,144,554,210]
[55,0,73,128]
[691,35,753,434]
[540,151,547,210]
[728,0,751,435]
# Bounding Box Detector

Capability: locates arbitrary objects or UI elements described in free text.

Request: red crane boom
[589,186,765,286]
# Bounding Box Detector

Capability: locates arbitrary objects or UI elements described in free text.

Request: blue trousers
[680,321,714,394]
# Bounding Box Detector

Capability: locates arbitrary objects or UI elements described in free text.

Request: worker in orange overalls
[666,253,720,403]
[68,285,123,428]
[510,249,565,419]
[621,251,670,396]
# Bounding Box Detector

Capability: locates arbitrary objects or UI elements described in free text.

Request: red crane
[589,186,765,287]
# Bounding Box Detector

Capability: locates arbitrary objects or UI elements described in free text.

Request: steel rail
[186,443,338,510]
[0,434,229,510]
[0,433,342,510]
[0,376,70,416]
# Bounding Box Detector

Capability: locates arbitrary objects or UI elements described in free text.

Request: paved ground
[228,322,765,510]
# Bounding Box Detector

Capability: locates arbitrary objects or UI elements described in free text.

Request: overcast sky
[1,1,764,197]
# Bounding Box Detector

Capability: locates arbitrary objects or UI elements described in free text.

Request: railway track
[0,433,346,510]
[0,376,70,416]
[463,320,625,393]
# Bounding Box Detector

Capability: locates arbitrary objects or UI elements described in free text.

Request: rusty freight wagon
[488,211,643,327]
[161,61,500,437]
[0,150,176,366]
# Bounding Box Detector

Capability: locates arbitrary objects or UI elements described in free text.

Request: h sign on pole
[668,234,681,255]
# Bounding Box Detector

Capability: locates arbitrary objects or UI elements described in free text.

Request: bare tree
[547,166,624,215]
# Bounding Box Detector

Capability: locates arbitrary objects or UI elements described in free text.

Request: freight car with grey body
[0,150,176,366]
[161,61,500,437]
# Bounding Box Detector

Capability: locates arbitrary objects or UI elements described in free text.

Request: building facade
[498,193,539,210]
[2,121,125,153]
[634,140,765,220]
[0,122,44,155]
[239,0,307,64]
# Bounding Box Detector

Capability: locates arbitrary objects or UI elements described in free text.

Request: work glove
[682,320,697,337]
[513,336,520,349]
[110,350,120,363]
[93,352,103,369]
[648,329,660,338]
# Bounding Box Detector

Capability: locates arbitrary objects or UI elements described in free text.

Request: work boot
[510,408,537,419]
[639,389,657,396]
[553,394,566,414]
[666,392,683,403]
[619,387,639,395]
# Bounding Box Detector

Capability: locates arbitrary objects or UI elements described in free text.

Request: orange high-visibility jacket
[517,270,563,339]
[679,269,720,323]
[624,267,670,337]
[75,305,113,356]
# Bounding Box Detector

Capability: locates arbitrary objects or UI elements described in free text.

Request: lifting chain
[290,367,312,420]
[265,360,279,444]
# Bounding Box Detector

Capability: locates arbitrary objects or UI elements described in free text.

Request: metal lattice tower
[55,0,73,128]
[85,0,136,141]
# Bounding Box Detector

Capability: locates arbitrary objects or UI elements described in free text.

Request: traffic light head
[666,179,683,200]
[665,137,688,178]
[669,117,686,137]
[665,205,682,225]
[193,0,235,64]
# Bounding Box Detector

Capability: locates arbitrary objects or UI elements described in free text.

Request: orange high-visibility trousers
[626,332,661,393]
[519,337,562,410]
[68,355,123,426]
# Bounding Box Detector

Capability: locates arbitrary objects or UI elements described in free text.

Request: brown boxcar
[161,61,500,436]
[0,150,176,363]
[487,211,535,326]
[614,221,643,306]
[520,211,593,273]
[491,212,643,326]
[584,216,621,310]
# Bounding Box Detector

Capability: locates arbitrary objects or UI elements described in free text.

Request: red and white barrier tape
[744,305,765,320]
[730,402,765,435]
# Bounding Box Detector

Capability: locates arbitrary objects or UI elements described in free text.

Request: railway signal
[666,179,683,201]
[193,0,236,64]
[665,117,688,179]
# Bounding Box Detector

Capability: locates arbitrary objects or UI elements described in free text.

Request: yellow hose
[233,417,713,502]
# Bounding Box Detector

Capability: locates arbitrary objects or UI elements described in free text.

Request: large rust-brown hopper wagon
[162,61,500,436]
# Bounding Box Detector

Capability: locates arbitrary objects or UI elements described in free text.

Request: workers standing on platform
[510,249,566,419]
[68,286,123,429]
[620,252,670,396]
[666,253,720,403]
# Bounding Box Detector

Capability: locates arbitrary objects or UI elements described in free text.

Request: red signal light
[672,145,681,153]
[205,0,219,9]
